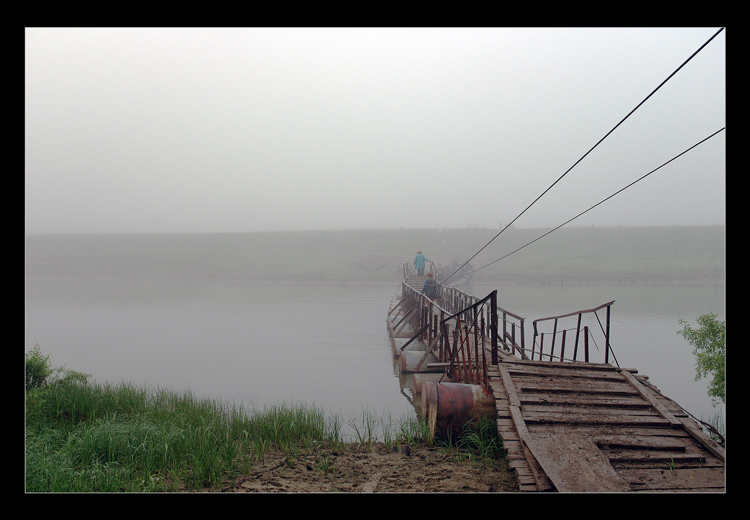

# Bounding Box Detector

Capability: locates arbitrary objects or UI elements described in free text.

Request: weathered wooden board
[523,432,631,492]
[488,359,725,492]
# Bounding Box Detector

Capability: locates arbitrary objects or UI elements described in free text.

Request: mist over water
[25,278,414,422]
[25,265,724,427]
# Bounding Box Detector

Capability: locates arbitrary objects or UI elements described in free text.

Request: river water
[24,275,725,432]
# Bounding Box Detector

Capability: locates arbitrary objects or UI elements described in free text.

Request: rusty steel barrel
[421,382,496,439]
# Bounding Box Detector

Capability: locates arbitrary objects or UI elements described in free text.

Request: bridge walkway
[487,359,725,492]
[395,272,725,492]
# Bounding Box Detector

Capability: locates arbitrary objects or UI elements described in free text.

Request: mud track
[214,443,518,493]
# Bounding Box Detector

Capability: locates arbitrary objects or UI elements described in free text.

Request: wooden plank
[607,452,707,466]
[619,369,682,428]
[500,359,625,372]
[510,406,554,491]
[498,365,553,491]
[540,424,694,439]
[676,415,726,463]
[523,411,672,427]
[511,379,636,393]
[516,379,638,396]
[520,395,652,409]
[520,387,642,399]
[522,404,664,417]
[522,432,631,492]
[594,435,690,452]
[505,364,626,381]
[498,365,522,409]
[619,467,725,492]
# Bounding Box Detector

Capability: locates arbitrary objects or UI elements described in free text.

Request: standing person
[414,251,428,276]
[421,272,441,301]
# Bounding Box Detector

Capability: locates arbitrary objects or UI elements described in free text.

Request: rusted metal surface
[389,264,726,492]
[421,382,496,440]
[399,275,498,387]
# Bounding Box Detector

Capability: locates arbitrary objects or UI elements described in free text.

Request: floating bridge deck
[388,269,725,493]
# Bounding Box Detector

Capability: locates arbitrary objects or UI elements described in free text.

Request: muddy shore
[213,444,518,493]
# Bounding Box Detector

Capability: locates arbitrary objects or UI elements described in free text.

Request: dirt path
[216,443,519,493]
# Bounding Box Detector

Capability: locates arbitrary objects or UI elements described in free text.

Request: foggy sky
[25,27,726,234]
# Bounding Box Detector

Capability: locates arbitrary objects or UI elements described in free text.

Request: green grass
[27,376,491,492]
[25,380,338,492]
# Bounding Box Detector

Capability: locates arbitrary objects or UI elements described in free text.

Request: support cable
[443,27,724,284]
[463,126,725,276]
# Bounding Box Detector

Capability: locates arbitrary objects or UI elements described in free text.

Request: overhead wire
[442,27,724,284]
[464,126,725,277]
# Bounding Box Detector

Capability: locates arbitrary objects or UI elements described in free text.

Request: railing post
[491,290,498,365]
[550,318,558,362]
[574,313,582,362]
[503,309,515,352]
[474,320,484,383]
[605,304,611,364]
[584,326,590,363]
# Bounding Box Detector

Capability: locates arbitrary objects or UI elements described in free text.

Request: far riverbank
[25,225,725,286]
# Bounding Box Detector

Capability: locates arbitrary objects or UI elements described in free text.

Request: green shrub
[25,345,90,391]
[25,344,52,391]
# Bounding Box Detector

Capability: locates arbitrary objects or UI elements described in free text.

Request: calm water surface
[25,277,725,429]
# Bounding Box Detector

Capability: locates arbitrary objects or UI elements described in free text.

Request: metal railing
[400,264,526,364]
[403,260,436,279]
[498,306,527,360]
[530,301,617,365]
[439,292,497,387]
[399,270,498,389]
[397,264,618,389]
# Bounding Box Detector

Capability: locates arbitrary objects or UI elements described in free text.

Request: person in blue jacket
[414,251,428,276]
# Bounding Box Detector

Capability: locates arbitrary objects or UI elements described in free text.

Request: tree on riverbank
[678,313,725,405]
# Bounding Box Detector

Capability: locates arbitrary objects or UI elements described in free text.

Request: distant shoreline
[25,225,725,286]
[23,272,726,287]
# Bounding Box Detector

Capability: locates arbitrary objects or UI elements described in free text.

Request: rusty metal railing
[497,306,527,360]
[399,272,498,389]
[397,264,618,386]
[400,264,525,364]
[530,301,617,365]
[438,292,497,388]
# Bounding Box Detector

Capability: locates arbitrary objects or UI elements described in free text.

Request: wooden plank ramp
[487,359,725,492]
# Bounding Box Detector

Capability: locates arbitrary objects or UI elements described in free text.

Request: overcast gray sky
[25,27,725,234]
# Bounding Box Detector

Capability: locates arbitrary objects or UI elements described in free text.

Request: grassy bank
[25,225,725,285]
[26,379,340,492]
[25,360,506,492]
